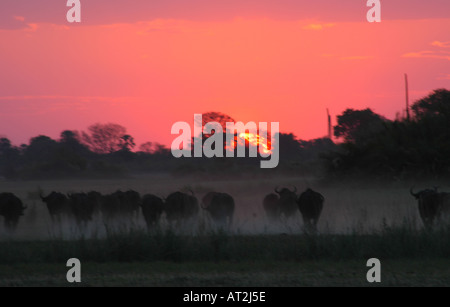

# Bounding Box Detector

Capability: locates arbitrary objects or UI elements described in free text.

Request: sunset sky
[0,0,449,148]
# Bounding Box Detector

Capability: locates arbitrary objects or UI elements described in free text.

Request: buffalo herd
[410,187,450,229]
[0,192,26,231]
[263,187,324,232]
[1,185,449,233]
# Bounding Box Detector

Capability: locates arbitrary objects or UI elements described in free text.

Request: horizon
[1,1,449,147]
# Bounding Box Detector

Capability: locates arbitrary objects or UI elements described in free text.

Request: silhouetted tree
[60,130,78,142]
[139,142,170,155]
[197,111,235,137]
[139,142,154,153]
[334,108,389,144]
[411,88,450,120]
[298,137,336,161]
[191,111,279,159]
[55,130,90,171]
[278,133,302,160]
[0,138,12,153]
[192,111,236,157]
[81,123,131,154]
[0,138,20,178]
[324,89,450,179]
[119,134,136,152]
[24,135,58,162]
[59,130,89,153]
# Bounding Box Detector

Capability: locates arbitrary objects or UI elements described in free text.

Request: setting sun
[238,132,272,155]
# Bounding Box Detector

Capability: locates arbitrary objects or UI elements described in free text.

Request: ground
[0,174,449,287]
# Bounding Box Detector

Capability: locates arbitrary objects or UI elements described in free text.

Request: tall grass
[1,176,450,265]
[0,222,449,265]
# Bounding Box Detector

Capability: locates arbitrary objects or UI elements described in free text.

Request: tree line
[325,88,450,180]
[0,118,335,179]
[1,88,448,180]
[0,123,172,179]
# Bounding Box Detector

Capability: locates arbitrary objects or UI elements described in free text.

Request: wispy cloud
[340,56,373,60]
[431,41,450,48]
[13,16,25,22]
[302,23,335,31]
[25,23,38,32]
[319,54,373,60]
[135,19,185,35]
[402,50,450,61]
[0,15,39,32]
[403,40,450,61]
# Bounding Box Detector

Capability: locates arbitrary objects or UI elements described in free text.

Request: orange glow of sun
[238,132,272,154]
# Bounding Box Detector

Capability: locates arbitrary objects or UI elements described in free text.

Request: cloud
[0,14,35,31]
[25,23,38,32]
[402,50,450,61]
[13,16,25,22]
[431,41,450,48]
[319,54,373,60]
[403,50,433,57]
[340,56,373,60]
[134,19,185,35]
[302,23,335,30]
[0,14,39,32]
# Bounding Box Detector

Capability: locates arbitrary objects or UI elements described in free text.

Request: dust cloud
[0,174,429,240]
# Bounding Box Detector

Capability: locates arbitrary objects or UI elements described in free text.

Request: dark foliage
[325,88,450,180]
[1,122,336,179]
[8,88,449,182]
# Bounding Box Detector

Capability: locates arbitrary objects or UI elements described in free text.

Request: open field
[0,174,441,239]
[1,259,449,287]
[0,174,449,287]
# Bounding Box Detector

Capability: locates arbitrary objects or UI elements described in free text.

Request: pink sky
[0,1,449,147]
